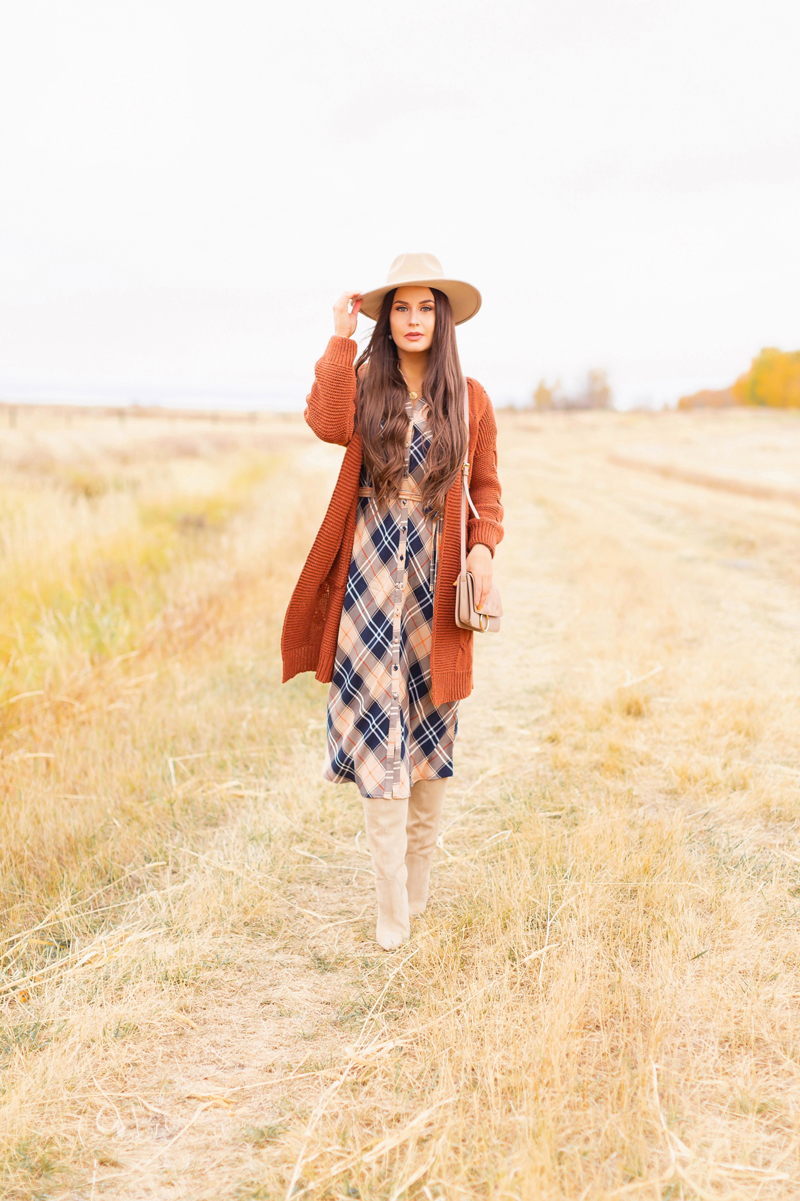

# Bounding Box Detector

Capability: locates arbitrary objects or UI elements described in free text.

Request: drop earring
[389,334,393,342]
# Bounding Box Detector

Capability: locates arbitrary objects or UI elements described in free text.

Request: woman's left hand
[466,543,493,610]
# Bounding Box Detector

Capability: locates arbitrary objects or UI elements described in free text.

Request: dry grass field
[2,402,800,1200]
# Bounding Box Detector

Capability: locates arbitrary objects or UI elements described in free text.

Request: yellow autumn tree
[733,348,800,408]
[533,380,555,410]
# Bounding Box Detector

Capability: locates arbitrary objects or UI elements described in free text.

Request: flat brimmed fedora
[359,252,481,326]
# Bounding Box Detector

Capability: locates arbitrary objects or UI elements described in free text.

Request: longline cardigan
[280,335,504,705]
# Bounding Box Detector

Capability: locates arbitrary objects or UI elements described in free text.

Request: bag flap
[453,573,503,619]
[482,582,503,619]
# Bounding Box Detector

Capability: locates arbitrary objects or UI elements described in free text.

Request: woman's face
[390,286,436,353]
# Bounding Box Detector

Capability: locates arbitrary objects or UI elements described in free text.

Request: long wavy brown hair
[354,287,467,515]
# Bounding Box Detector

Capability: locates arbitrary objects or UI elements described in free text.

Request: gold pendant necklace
[399,370,421,401]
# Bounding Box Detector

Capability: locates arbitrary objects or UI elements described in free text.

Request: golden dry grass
[2,404,800,1200]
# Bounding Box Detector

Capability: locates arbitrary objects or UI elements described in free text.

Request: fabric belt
[357,483,425,502]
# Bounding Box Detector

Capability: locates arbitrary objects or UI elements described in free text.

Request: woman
[281,253,503,950]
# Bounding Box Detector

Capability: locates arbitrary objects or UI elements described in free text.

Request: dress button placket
[388,407,415,799]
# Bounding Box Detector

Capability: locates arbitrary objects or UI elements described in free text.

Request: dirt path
[83,429,552,1199]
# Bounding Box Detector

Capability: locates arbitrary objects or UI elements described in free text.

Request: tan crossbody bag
[454,380,503,633]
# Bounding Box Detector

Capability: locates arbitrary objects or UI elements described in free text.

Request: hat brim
[358,278,482,326]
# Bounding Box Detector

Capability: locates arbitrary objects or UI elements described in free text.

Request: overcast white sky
[0,0,798,409]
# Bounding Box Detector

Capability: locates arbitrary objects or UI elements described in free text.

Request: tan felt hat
[359,252,481,326]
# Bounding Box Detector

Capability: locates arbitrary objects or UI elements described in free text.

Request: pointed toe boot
[362,796,410,950]
[405,778,448,917]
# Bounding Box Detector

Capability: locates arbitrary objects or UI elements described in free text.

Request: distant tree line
[679,348,800,410]
[532,369,612,410]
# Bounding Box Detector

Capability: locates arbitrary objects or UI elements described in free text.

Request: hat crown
[358,252,481,326]
[386,252,444,287]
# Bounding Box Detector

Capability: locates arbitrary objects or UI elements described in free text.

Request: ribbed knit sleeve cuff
[324,335,359,366]
[467,520,501,556]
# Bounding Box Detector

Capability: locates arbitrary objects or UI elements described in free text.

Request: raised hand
[333,291,363,339]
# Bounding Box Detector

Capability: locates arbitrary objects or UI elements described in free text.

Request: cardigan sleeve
[303,336,358,446]
[466,383,504,556]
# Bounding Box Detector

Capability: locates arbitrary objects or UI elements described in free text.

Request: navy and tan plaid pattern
[324,397,459,799]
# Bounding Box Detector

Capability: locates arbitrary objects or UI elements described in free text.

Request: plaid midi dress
[324,394,459,799]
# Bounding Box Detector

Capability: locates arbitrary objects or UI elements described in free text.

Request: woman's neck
[397,348,429,395]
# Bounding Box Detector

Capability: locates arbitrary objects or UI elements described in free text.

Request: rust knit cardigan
[280,335,504,705]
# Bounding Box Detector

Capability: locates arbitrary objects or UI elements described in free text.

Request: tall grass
[2,406,800,1199]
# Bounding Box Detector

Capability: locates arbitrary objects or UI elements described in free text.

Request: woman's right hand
[333,291,362,339]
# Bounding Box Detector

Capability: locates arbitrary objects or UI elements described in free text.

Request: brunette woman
[281,253,503,950]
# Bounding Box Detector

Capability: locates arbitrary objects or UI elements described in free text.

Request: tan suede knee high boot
[362,796,410,951]
[405,778,448,917]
